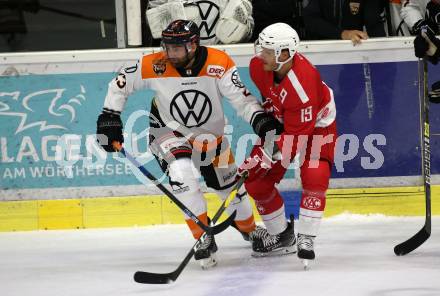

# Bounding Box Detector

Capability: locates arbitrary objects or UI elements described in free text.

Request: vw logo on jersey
[196,0,220,41]
[170,90,212,128]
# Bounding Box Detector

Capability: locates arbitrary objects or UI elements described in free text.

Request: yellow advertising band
[0,186,439,232]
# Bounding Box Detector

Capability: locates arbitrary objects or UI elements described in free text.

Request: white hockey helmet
[255,23,300,71]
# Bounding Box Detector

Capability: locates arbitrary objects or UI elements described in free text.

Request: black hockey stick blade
[209,210,237,235]
[133,212,236,284]
[134,242,197,284]
[134,271,176,284]
[394,226,430,256]
[133,175,247,284]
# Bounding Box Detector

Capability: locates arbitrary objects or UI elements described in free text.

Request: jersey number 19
[301,106,313,123]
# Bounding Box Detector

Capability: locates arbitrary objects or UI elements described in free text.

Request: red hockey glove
[238,145,279,182]
[261,98,274,113]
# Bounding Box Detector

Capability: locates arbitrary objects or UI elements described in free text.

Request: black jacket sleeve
[303,0,343,40]
[363,0,386,37]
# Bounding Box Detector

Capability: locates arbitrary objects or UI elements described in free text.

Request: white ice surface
[1,214,439,296]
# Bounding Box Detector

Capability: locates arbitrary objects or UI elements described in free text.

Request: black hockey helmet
[161,19,200,46]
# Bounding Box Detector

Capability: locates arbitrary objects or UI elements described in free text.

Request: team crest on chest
[152,59,167,75]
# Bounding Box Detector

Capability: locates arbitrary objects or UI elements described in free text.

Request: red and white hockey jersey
[249,53,337,161]
[103,46,264,140]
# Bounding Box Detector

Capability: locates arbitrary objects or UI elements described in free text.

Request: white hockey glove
[146,1,187,39]
[215,0,253,44]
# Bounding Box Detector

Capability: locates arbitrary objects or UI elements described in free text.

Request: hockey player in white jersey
[146,0,254,45]
[96,20,281,269]
[401,0,435,34]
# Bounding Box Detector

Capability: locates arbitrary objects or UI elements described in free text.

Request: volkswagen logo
[170,90,212,127]
[196,0,220,41]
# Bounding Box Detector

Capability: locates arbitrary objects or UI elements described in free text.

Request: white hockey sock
[214,186,253,221]
[168,158,206,217]
[298,208,323,237]
[260,205,288,235]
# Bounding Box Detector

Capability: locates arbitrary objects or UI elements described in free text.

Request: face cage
[254,38,295,71]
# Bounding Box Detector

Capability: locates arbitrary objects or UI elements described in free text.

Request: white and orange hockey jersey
[103,46,264,140]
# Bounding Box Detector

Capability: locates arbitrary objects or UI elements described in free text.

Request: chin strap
[274,55,294,71]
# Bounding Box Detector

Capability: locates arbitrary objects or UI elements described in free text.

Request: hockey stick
[394,58,432,256]
[112,142,236,236]
[133,172,248,284]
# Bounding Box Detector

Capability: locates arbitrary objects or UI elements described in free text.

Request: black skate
[248,225,271,243]
[232,221,270,244]
[251,219,297,257]
[194,233,218,269]
[297,233,315,269]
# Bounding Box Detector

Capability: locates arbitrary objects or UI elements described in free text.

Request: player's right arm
[97,59,149,152]
[103,59,147,113]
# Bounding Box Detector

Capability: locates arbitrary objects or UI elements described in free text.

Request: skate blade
[199,253,218,270]
[303,259,309,270]
[251,245,297,258]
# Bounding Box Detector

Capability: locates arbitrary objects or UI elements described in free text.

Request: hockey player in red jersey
[96,20,280,269]
[239,23,337,265]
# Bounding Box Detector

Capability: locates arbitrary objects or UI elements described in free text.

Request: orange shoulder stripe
[141,52,181,79]
[140,48,236,79]
[199,47,236,78]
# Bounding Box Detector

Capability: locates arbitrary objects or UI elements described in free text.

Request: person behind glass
[413,0,440,103]
[303,0,386,45]
[238,23,337,267]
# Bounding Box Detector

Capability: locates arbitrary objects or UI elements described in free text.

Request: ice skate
[194,233,218,269]
[232,220,270,244]
[251,220,296,257]
[248,225,271,243]
[297,233,315,270]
